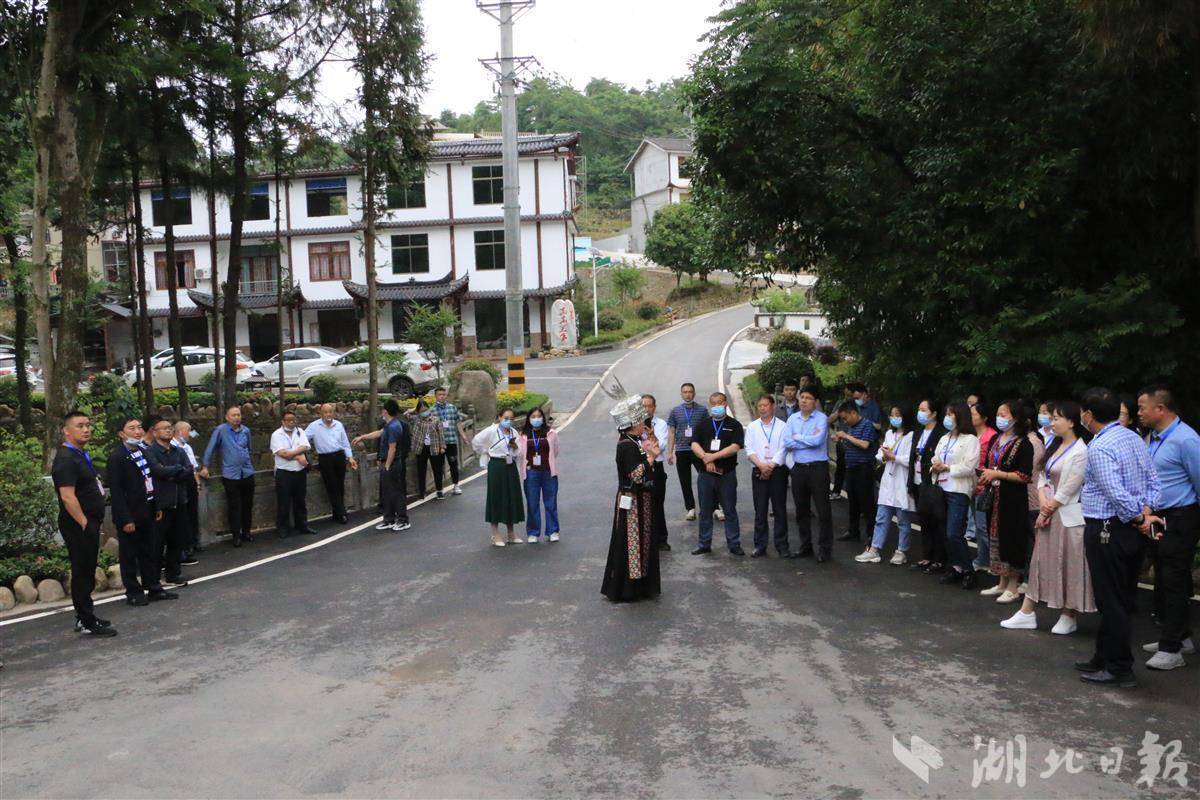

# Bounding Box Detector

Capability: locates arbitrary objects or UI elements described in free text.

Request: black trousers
[752,467,789,553]
[832,441,847,493]
[317,451,348,519]
[222,475,255,539]
[153,507,184,582]
[180,479,200,551]
[60,513,101,622]
[650,461,669,545]
[791,461,832,554]
[444,442,461,484]
[674,450,698,512]
[1151,504,1200,653]
[274,469,308,534]
[415,448,446,495]
[845,463,877,543]
[1084,517,1141,675]
[117,510,160,597]
[919,504,948,564]
[381,462,409,524]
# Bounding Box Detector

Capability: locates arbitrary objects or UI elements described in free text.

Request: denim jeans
[944,491,973,573]
[697,470,740,549]
[971,507,990,570]
[871,504,912,552]
[524,471,559,537]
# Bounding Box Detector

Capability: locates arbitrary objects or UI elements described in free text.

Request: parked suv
[295,343,440,396]
[122,348,263,389]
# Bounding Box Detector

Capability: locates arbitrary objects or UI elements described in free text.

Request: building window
[308,241,351,281]
[151,187,192,226]
[386,179,426,209]
[473,229,504,271]
[677,156,694,179]
[247,182,271,221]
[804,318,811,331]
[306,177,348,217]
[240,245,279,293]
[474,298,529,350]
[472,165,503,205]
[102,242,130,284]
[153,249,196,290]
[390,234,430,275]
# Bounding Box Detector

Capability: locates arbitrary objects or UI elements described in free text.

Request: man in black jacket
[106,418,173,605]
[145,417,194,589]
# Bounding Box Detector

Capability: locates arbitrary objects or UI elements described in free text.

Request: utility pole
[479,1,536,391]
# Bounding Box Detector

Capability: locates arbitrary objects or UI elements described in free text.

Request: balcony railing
[239,279,280,295]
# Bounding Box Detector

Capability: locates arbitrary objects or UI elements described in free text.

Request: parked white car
[122,349,263,390]
[0,356,43,390]
[254,346,344,386]
[295,343,440,396]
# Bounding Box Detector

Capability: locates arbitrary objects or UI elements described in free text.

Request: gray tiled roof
[429,132,580,160]
[341,274,469,302]
[465,276,577,301]
[645,136,693,154]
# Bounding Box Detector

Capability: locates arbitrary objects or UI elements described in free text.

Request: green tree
[643,201,704,286]
[686,0,1199,402]
[609,264,645,303]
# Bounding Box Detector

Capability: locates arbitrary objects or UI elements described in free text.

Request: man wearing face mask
[173,420,202,563]
[849,383,883,432]
[145,417,194,588]
[642,394,671,551]
[306,403,358,523]
[690,392,744,556]
[106,417,170,606]
[834,400,880,546]
[272,410,314,538]
[353,399,412,532]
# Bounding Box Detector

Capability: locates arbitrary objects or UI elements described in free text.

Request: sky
[317,0,726,117]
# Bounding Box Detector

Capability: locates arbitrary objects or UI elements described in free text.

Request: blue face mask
[889,416,903,429]
[499,419,512,430]
[995,416,1011,432]
[1037,413,1051,428]
[942,415,955,432]
[917,410,931,426]
[530,417,544,429]
[419,410,431,418]
[710,405,726,418]
[855,397,865,407]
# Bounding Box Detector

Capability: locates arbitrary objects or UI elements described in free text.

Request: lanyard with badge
[438,403,452,430]
[682,405,695,439]
[619,433,647,509]
[710,418,725,453]
[65,442,105,497]
[496,428,515,463]
[1149,418,1180,460]
[938,435,957,484]
[530,429,544,466]
[1044,439,1077,486]
[130,445,154,495]
[760,418,777,460]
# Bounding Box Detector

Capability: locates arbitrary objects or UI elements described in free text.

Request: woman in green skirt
[471,408,526,546]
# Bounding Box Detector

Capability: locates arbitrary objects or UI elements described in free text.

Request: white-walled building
[102,132,581,366]
[625,136,693,254]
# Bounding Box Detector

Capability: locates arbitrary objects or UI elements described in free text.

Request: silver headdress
[601,377,648,430]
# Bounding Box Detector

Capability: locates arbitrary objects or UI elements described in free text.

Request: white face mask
[125,438,142,447]
[189,429,198,439]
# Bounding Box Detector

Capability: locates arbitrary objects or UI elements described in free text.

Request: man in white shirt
[747,394,794,558]
[173,420,203,563]
[271,411,313,538]
[305,403,358,524]
[642,395,671,551]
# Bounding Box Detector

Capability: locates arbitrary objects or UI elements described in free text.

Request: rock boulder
[36,579,66,602]
[12,575,37,604]
[0,586,15,610]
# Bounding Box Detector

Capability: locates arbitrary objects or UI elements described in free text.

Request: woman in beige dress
[1000,401,1095,634]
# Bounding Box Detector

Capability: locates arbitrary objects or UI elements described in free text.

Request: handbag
[918,481,946,520]
[975,483,995,514]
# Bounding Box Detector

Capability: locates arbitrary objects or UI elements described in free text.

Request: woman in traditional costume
[601,387,662,602]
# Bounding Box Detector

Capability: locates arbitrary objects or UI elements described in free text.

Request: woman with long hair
[857,404,915,564]
[407,398,447,499]
[602,394,662,602]
[930,401,980,589]
[978,400,1035,603]
[908,398,948,574]
[1001,400,1094,633]
[969,400,998,572]
[518,406,561,543]
[471,408,526,547]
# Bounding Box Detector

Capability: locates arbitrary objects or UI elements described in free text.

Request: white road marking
[717,323,754,399]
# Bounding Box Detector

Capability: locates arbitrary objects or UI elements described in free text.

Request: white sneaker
[376,522,394,531]
[1143,637,1196,654]
[393,521,412,532]
[1017,582,1028,594]
[1051,615,1077,635]
[548,532,560,542]
[527,535,539,543]
[452,486,463,495]
[854,549,881,563]
[996,590,1020,604]
[492,539,506,547]
[1000,610,1038,630]
[715,508,726,521]
[889,551,907,566]
[980,585,1004,596]
[1146,651,1186,670]
[685,509,697,521]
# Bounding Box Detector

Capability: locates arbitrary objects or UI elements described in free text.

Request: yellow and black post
[507,354,526,393]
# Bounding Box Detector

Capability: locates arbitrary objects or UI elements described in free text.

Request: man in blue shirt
[353,399,411,531]
[200,405,257,547]
[1078,387,1162,688]
[784,386,833,560]
[667,382,720,521]
[850,382,883,432]
[1136,384,1200,670]
[834,400,879,548]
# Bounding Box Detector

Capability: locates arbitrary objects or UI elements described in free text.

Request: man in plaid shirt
[1077,386,1162,688]
[433,387,468,496]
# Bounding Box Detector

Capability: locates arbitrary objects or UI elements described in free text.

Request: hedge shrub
[308,374,340,404]
[597,310,623,331]
[449,358,500,389]
[768,330,815,356]
[757,351,816,393]
[815,343,841,365]
[0,434,60,558]
[636,302,661,320]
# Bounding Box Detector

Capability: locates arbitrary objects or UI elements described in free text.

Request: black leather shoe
[816,551,830,563]
[729,547,746,556]
[960,572,978,590]
[244,532,255,543]
[336,515,349,524]
[1080,669,1137,688]
[938,571,962,585]
[231,535,242,548]
[126,595,149,607]
[148,590,179,601]
[691,546,712,555]
[658,541,672,551]
[836,530,857,541]
[794,547,814,558]
[94,616,112,627]
[1074,658,1104,672]
[780,550,801,559]
[300,528,320,536]
[278,529,291,539]
[751,548,767,558]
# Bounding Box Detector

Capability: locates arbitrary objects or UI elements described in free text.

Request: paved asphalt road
[2,304,1197,799]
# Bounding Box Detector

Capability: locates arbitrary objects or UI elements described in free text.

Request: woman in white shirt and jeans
[857,405,915,564]
[929,400,980,589]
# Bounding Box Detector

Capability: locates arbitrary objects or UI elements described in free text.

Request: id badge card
[710,438,721,452]
[764,445,773,459]
[619,494,633,511]
[97,477,107,497]
[684,426,693,438]
[144,476,154,494]
[533,454,542,466]
[442,419,450,429]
